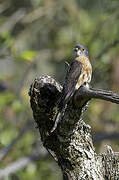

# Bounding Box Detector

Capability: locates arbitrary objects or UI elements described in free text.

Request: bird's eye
[82,48,85,51]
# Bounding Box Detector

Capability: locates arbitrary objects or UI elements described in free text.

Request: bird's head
[73,44,88,57]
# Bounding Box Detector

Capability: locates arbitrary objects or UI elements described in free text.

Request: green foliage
[12,100,24,114]
[0,32,13,47]
[1,128,18,146]
[0,92,15,109]
[18,50,36,62]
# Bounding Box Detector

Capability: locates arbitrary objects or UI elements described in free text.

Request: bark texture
[29,75,119,180]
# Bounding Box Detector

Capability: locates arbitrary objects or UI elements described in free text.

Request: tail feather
[51,111,61,133]
[51,104,67,133]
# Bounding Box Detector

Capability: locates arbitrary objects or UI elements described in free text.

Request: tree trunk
[29,75,119,180]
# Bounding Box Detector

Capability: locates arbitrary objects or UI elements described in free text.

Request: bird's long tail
[51,111,62,133]
[51,104,67,133]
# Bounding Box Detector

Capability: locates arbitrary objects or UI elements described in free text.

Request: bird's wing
[59,60,82,110]
[51,60,82,133]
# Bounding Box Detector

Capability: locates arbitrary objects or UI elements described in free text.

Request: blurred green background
[0,0,119,179]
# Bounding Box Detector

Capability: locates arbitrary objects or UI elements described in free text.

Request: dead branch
[29,75,119,180]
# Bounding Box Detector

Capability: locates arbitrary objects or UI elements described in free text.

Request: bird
[51,44,92,133]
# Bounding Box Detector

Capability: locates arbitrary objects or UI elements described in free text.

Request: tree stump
[29,75,119,180]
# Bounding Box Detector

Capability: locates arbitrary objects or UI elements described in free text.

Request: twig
[0,1,10,14]
[0,9,26,33]
[0,150,48,179]
[93,132,119,142]
[0,122,32,160]
[75,86,119,104]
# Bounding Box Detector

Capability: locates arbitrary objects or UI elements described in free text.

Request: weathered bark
[29,75,119,180]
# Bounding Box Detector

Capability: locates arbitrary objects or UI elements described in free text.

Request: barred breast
[75,56,92,90]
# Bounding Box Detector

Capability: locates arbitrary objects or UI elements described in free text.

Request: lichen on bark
[29,75,119,180]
